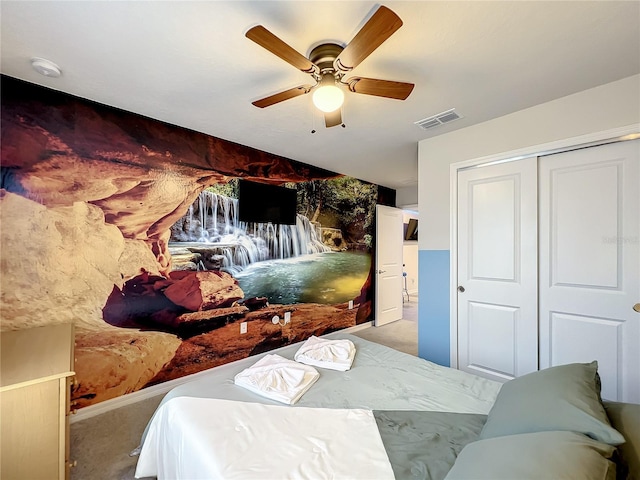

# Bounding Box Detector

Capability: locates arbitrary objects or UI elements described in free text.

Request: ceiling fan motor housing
[309,43,344,77]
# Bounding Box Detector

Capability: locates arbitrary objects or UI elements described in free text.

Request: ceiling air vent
[414,108,462,130]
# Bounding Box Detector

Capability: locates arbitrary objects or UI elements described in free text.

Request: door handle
[457,286,465,293]
[634,303,640,313]
[377,270,386,274]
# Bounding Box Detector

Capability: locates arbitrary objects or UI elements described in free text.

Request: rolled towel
[294,336,356,371]
[234,354,319,405]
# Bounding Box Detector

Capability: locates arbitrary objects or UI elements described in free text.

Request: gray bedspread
[374,410,487,480]
[148,333,500,414]
[136,334,500,479]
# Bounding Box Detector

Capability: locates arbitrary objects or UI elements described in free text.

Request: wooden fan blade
[324,109,342,128]
[347,77,414,100]
[246,26,318,74]
[252,85,312,108]
[335,6,403,72]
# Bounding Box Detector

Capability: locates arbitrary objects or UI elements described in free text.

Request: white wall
[396,185,418,208]
[402,242,418,296]
[418,74,640,250]
[402,210,419,296]
[416,74,640,366]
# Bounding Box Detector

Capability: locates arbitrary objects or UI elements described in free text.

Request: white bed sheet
[135,397,395,480]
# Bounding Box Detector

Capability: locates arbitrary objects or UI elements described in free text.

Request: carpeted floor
[69,299,418,480]
[350,299,418,355]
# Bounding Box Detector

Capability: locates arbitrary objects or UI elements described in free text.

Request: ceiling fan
[246,5,414,128]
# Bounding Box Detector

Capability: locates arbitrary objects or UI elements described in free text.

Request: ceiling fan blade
[324,109,342,128]
[252,85,312,108]
[335,6,403,72]
[246,26,318,74]
[346,77,414,100]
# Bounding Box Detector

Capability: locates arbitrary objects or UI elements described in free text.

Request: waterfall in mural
[171,190,331,274]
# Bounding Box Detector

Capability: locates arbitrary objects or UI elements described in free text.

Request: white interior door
[457,158,538,382]
[374,205,403,326]
[539,140,639,403]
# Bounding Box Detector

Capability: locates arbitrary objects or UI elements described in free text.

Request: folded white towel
[234,354,319,405]
[294,336,356,371]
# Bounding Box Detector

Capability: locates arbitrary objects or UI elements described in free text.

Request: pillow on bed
[445,431,617,480]
[479,361,625,445]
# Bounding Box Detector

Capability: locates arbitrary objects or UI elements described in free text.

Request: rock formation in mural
[0,76,388,407]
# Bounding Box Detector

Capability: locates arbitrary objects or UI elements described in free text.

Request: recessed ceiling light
[31,57,62,78]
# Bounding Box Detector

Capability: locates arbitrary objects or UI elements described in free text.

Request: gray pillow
[479,361,625,445]
[445,431,617,480]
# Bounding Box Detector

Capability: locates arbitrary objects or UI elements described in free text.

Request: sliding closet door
[457,158,538,382]
[539,140,639,403]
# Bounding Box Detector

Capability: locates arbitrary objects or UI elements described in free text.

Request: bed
[134,333,639,480]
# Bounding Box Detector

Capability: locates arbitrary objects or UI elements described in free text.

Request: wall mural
[0,76,394,408]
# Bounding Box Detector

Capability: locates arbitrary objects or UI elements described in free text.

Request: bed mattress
[149,333,501,414]
[135,333,502,479]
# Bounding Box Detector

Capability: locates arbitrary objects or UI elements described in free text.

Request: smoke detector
[31,58,62,78]
[414,108,462,130]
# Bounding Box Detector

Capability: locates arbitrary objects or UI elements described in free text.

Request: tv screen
[238,180,297,225]
[405,218,418,240]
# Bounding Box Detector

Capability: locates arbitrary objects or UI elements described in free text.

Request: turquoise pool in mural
[169,189,373,305]
[235,251,371,305]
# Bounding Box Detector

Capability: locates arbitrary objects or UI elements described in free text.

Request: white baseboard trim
[343,321,373,333]
[70,323,373,423]
[70,363,217,423]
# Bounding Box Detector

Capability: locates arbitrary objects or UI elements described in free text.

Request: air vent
[414,108,462,130]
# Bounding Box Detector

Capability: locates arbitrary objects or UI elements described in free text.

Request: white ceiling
[2,1,639,191]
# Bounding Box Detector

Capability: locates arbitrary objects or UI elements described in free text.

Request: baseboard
[70,323,374,423]
[70,363,219,423]
[343,321,373,333]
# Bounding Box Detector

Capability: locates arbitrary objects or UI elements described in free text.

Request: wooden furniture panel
[0,323,75,480]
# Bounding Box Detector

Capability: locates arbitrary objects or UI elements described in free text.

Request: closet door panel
[467,302,518,377]
[549,312,622,397]
[457,158,538,382]
[539,140,639,402]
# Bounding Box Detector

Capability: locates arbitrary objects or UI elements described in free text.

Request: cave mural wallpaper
[0,76,394,408]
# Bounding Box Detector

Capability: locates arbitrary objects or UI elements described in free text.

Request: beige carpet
[350,299,417,355]
[70,299,418,480]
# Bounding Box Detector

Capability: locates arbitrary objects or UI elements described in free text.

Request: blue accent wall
[418,250,450,366]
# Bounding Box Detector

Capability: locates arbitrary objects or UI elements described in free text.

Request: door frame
[449,125,640,369]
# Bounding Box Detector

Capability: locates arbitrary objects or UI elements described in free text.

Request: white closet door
[457,158,538,382]
[539,140,639,403]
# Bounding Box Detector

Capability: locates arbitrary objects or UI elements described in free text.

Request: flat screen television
[405,218,418,241]
[238,179,297,225]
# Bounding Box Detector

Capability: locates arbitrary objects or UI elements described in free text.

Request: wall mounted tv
[238,179,297,225]
[405,218,418,241]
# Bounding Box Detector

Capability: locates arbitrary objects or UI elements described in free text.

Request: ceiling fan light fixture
[246,6,413,123]
[312,83,344,113]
